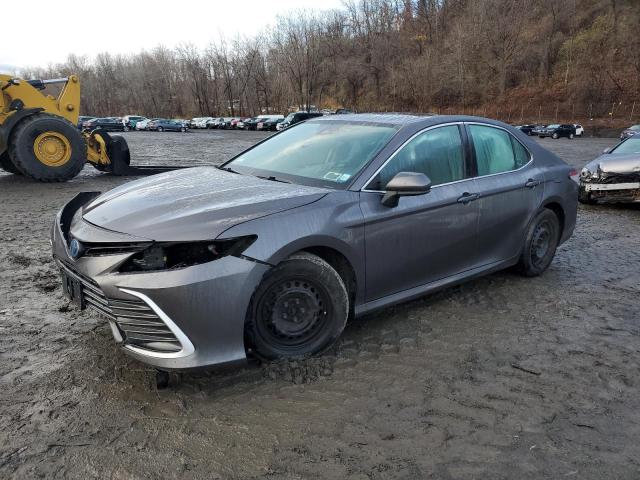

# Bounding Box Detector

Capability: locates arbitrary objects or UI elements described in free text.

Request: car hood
[584,153,640,174]
[81,167,328,241]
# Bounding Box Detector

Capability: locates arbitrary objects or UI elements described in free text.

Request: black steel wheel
[518,209,560,277]
[0,151,21,175]
[246,252,349,360]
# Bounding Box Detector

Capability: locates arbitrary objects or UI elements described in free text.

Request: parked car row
[515,123,584,139]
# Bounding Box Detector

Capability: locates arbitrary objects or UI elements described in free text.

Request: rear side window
[469,125,530,176]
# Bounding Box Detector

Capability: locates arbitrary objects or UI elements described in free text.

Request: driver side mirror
[603,147,611,154]
[381,172,432,207]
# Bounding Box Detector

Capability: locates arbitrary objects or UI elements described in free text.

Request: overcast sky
[1,0,345,71]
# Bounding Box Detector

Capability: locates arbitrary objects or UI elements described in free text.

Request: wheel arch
[264,235,364,306]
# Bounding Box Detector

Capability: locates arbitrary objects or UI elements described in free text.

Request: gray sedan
[51,114,577,372]
[579,136,640,204]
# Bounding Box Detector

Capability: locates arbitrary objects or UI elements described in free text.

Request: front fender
[218,192,366,303]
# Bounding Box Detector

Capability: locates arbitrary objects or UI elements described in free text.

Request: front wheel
[157,127,164,132]
[8,113,87,182]
[123,126,130,132]
[181,127,186,132]
[245,252,349,361]
[552,133,559,139]
[569,133,574,139]
[518,209,560,277]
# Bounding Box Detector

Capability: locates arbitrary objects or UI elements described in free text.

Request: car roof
[310,113,523,132]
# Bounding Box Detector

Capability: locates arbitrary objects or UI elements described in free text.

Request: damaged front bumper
[580,181,640,203]
[51,193,270,370]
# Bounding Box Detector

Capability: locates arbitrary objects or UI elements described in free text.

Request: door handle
[457,192,479,204]
[525,179,541,188]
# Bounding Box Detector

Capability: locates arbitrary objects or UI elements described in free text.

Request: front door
[360,124,482,302]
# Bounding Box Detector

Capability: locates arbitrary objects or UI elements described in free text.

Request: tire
[8,114,87,182]
[578,186,596,205]
[157,126,164,132]
[518,209,560,277]
[181,127,186,132]
[569,133,574,139]
[123,126,130,132]
[245,252,349,361]
[0,151,21,175]
[552,133,559,139]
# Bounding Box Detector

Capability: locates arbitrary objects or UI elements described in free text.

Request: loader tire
[0,151,21,175]
[9,114,87,182]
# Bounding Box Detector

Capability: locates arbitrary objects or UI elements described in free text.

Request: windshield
[611,137,640,154]
[547,124,560,129]
[630,125,640,131]
[226,121,399,188]
[284,113,295,122]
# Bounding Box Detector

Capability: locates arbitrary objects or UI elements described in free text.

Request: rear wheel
[245,252,349,360]
[8,114,87,182]
[181,127,186,132]
[569,133,574,139]
[518,209,560,277]
[157,126,164,132]
[0,151,21,175]
[552,133,559,139]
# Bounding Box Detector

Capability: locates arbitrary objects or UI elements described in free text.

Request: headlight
[119,235,257,272]
[580,167,599,180]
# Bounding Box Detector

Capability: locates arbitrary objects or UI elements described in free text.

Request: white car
[135,118,158,131]
[574,124,584,137]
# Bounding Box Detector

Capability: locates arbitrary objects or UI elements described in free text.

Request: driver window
[367,125,466,191]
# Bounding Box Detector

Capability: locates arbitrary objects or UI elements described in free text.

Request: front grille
[57,259,181,353]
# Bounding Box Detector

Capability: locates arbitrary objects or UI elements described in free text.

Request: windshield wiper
[257,175,291,184]
[218,165,240,174]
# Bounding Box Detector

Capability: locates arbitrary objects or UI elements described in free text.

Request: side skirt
[354,256,519,317]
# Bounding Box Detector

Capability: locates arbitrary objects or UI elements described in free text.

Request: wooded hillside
[21,0,640,125]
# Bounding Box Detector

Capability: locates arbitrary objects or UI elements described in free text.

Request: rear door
[360,124,482,301]
[466,123,544,265]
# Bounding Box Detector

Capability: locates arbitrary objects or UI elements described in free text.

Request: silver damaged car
[51,114,578,371]
[579,135,640,204]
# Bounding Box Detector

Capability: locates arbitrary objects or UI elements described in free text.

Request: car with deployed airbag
[51,114,577,371]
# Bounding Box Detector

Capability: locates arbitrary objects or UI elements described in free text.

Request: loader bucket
[90,130,187,176]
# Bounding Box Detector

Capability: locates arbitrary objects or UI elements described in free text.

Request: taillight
[569,169,578,179]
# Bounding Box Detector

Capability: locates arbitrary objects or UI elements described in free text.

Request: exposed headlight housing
[580,167,599,181]
[119,235,257,273]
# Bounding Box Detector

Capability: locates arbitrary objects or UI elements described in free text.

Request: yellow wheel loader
[0,74,179,182]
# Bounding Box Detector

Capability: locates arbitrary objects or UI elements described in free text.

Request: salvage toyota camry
[51,114,578,371]
[579,135,640,204]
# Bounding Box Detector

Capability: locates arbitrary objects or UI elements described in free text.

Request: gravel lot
[1,130,639,479]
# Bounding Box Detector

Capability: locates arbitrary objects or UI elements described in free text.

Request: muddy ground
[1,131,639,479]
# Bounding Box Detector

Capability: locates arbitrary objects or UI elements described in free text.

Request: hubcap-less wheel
[33,131,72,167]
[257,279,330,349]
[530,219,552,269]
[518,209,560,277]
[246,252,349,360]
